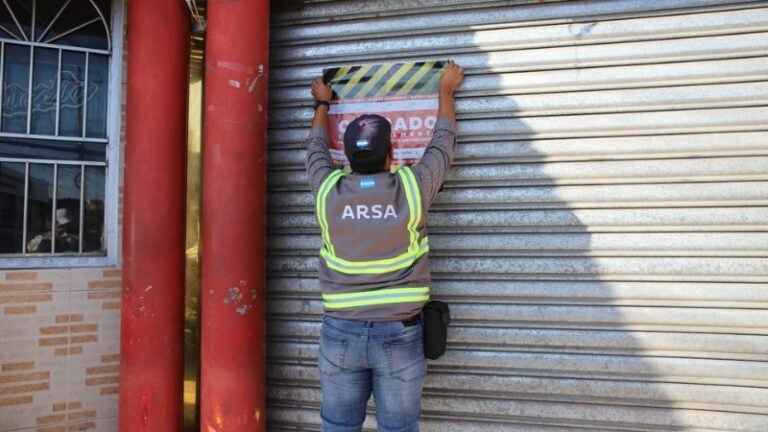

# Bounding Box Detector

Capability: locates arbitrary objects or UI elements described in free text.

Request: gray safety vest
[315,166,430,320]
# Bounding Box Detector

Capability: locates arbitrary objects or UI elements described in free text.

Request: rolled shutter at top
[267,1,768,430]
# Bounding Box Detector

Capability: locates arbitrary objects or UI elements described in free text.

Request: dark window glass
[0,161,24,253]
[83,165,104,253]
[42,0,111,50]
[2,44,31,134]
[0,4,25,40]
[31,48,59,135]
[0,1,110,49]
[86,54,108,137]
[0,137,106,161]
[54,165,80,253]
[59,51,85,137]
[25,163,53,253]
[32,0,72,41]
[0,0,32,41]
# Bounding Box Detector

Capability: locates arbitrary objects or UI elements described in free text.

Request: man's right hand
[439,60,464,97]
[312,77,333,102]
[310,77,332,130]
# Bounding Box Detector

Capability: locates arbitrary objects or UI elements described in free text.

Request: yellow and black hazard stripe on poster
[322,60,446,167]
[323,61,446,100]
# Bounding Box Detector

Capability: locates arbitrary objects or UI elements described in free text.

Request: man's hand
[310,77,332,130]
[439,60,464,97]
[311,77,333,102]
[437,61,463,121]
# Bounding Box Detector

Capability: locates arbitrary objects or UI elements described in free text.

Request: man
[27,208,79,253]
[306,61,464,432]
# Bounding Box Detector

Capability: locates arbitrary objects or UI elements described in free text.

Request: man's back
[315,167,431,321]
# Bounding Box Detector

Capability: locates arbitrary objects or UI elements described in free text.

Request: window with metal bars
[0,0,115,261]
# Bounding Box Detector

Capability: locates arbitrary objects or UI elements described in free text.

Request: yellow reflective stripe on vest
[321,237,429,275]
[397,166,421,253]
[316,170,346,256]
[323,287,430,309]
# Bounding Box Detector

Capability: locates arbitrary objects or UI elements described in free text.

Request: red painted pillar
[200,1,270,431]
[119,0,189,431]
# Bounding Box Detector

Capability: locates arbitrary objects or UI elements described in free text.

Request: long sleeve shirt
[306,117,458,320]
[306,117,458,208]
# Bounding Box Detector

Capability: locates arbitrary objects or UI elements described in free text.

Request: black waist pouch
[423,301,450,360]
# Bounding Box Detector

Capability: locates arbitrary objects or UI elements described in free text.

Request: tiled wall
[0,268,121,432]
[1,2,128,430]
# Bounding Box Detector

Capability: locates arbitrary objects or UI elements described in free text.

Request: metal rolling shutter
[266,1,768,430]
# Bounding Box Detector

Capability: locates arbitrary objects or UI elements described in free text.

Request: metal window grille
[0,0,114,261]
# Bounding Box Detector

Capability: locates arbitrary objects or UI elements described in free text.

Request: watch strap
[314,100,331,110]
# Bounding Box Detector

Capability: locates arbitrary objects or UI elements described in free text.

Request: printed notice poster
[323,61,445,167]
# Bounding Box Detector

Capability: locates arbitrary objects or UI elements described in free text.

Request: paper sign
[323,61,445,167]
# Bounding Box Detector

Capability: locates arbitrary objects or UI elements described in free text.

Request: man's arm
[306,78,335,197]
[412,61,464,207]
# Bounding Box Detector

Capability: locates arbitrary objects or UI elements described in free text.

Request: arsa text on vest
[342,204,398,220]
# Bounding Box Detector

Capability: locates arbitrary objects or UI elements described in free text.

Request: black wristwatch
[314,100,331,110]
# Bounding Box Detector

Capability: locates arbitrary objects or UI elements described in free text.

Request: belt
[402,316,420,327]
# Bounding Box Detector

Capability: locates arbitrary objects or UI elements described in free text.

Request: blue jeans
[319,315,427,432]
